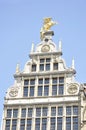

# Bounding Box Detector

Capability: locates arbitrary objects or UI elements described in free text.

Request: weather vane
[40,17,57,40]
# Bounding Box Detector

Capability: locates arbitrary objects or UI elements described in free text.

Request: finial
[72,57,75,69]
[16,63,20,73]
[58,40,62,51]
[31,43,34,52]
[40,17,57,40]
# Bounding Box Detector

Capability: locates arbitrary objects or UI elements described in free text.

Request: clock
[41,45,50,52]
[67,84,78,94]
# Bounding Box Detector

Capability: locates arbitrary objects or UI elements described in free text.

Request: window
[28,108,33,117]
[36,108,41,117]
[42,118,47,130]
[7,109,12,118]
[38,86,43,96]
[40,64,44,71]
[27,119,32,130]
[40,59,44,63]
[35,118,40,130]
[38,79,43,84]
[23,87,28,97]
[53,63,58,70]
[58,85,64,95]
[58,107,63,116]
[52,78,58,84]
[42,107,48,116]
[57,117,62,130]
[44,85,49,96]
[44,78,49,84]
[46,64,50,70]
[73,106,78,115]
[52,85,57,96]
[51,107,56,116]
[12,119,17,130]
[46,58,51,62]
[66,106,71,115]
[50,118,56,130]
[24,80,29,85]
[66,117,71,130]
[73,117,78,130]
[5,119,10,130]
[13,109,18,118]
[20,119,25,130]
[30,79,35,85]
[32,64,36,71]
[21,108,26,117]
[59,77,64,84]
[30,86,34,96]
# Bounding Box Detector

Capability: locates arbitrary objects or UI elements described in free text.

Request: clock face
[41,45,50,52]
[67,84,78,94]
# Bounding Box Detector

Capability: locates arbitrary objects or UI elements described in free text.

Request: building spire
[31,43,34,52]
[16,63,20,73]
[58,40,62,51]
[72,57,75,69]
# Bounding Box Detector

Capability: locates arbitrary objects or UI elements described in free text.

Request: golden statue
[40,17,57,40]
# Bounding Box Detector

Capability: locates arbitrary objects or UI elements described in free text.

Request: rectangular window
[44,78,49,84]
[53,63,58,70]
[73,117,78,130]
[44,85,49,96]
[40,59,44,63]
[40,64,44,71]
[52,85,57,96]
[21,108,26,117]
[46,64,50,71]
[50,117,56,130]
[58,107,63,116]
[30,79,35,85]
[57,117,62,130]
[73,106,78,115]
[36,108,41,117]
[66,106,71,115]
[38,86,43,96]
[20,119,25,130]
[38,79,43,84]
[13,109,18,118]
[5,119,10,130]
[30,86,34,96]
[7,109,12,118]
[35,118,40,130]
[42,107,48,116]
[23,87,28,97]
[12,119,17,130]
[66,117,71,130]
[24,80,29,85]
[42,118,47,130]
[32,64,36,71]
[52,78,58,84]
[58,85,64,95]
[28,108,33,117]
[46,58,51,62]
[59,77,64,84]
[27,119,32,130]
[51,107,56,116]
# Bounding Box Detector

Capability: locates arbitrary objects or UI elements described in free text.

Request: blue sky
[0,0,86,125]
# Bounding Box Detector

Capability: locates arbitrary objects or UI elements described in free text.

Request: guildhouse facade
[1,18,86,130]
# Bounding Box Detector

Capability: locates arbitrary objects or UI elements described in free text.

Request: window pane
[57,117,62,130]
[35,118,40,130]
[38,86,42,96]
[52,78,57,84]
[73,106,78,115]
[5,119,10,130]
[23,87,28,97]
[32,64,36,71]
[53,63,58,70]
[30,79,35,85]
[27,119,32,130]
[58,85,64,95]
[66,106,71,115]
[46,64,50,71]
[40,64,44,71]
[38,79,43,84]
[46,58,51,62]
[30,86,34,96]
[40,59,44,63]
[51,107,56,116]
[73,117,78,130]
[28,108,33,117]
[58,107,63,116]
[24,80,29,85]
[44,86,49,96]
[21,108,26,117]
[36,108,41,117]
[52,85,57,96]
[7,109,12,118]
[42,107,48,116]
[50,117,56,130]
[20,119,25,130]
[42,118,47,130]
[12,119,17,130]
[13,109,18,118]
[66,117,71,130]
[44,78,49,84]
[59,77,64,83]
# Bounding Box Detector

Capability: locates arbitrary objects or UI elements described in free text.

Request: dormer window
[53,63,58,70]
[32,64,36,72]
